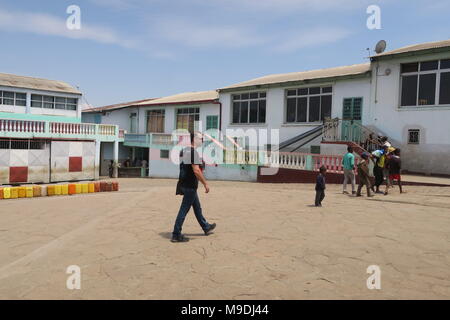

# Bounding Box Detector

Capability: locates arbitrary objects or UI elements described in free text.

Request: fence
[0,118,119,141]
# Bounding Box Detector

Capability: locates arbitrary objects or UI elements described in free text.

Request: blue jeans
[173,187,210,236]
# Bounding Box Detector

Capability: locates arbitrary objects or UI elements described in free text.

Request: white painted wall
[219,77,371,148]
[88,102,220,135]
[368,51,450,174]
[0,85,81,120]
[148,149,257,182]
[137,103,220,134]
[98,108,134,133]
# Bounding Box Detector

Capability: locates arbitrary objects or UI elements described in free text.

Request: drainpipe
[212,100,222,131]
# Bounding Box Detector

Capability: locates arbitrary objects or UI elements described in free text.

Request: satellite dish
[375,40,387,54]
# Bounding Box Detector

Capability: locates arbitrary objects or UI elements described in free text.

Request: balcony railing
[222,149,367,174]
[124,133,151,145]
[322,118,380,152]
[151,133,174,145]
[0,119,46,133]
[0,118,119,141]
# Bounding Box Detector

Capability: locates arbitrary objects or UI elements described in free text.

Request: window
[343,97,362,120]
[408,129,420,144]
[310,145,321,154]
[400,59,450,107]
[129,112,137,133]
[206,115,219,130]
[232,92,266,124]
[31,94,78,110]
[0,91,27,106]
[285,86,332,123]
[160,149,170,159]
[0,139,47,150]
[147,109,165,133]
[176,107,200,132]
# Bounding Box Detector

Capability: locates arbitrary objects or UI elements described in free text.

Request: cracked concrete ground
[0,178,449,299]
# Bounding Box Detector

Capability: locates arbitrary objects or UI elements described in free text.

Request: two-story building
[0,72,122,185]
[82,90,221,178]
[218,39,450,175]
[82,38,450,180]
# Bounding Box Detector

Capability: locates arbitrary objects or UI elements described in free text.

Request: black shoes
[171,223,216,242]
[204,223,216,235]
[171,234,189,243]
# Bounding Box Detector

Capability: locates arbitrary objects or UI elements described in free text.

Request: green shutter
[343,98,353,120]
[206,115,218,130]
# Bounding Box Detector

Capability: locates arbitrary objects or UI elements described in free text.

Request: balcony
[0,118,120,142]
[123,132,190,148]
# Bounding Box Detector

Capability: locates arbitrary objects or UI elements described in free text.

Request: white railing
[268,152,309,170]
[98,124,116,136]
[50,122,96,135]
[0,119,46,133]
[0,118,118,140]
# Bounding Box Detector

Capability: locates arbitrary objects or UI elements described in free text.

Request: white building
[83,38,450,179]
[218,39,450,175]
[0,72,121,185]
[82,90,221,177]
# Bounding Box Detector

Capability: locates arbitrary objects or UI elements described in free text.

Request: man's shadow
[159,232,210,240]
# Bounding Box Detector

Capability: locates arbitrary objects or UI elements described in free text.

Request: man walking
[356,153,374,197]
[342,145,356,195]
[172,132,216,243]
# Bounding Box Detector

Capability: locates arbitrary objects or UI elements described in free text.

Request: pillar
[113,140,119,178]
[94,140,101,180]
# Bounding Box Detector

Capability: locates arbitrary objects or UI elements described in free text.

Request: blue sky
[0,0,449,107]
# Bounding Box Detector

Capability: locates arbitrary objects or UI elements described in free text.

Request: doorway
[341,97,362,142]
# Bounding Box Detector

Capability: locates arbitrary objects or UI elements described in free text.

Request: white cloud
[0,8,135,48]
[274,27,353,53]
[198,0,374,13]
[88,0,141,10]
[154,19,267,48]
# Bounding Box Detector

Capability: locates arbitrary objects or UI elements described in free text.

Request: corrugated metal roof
[83,90,218,113]
[83,98,157,113]
[219,63,371,91]
[134,90,218,106]
[0,72,81,94]
[372,39,450,58]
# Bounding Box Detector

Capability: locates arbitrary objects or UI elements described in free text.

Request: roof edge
[218,71,372,93]
[371,46,450,61]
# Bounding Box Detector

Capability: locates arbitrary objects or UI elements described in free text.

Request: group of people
[315,136,403,207]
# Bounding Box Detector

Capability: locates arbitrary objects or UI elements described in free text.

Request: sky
[0,0,449,108]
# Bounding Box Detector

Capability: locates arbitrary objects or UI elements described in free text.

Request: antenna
[374,40,387,54]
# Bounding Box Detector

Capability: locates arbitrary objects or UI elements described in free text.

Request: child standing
[385,148,403,195]
[315,166,327,207]
[356,153,374,197]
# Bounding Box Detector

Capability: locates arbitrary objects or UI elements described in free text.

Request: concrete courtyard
[0,178,449,299]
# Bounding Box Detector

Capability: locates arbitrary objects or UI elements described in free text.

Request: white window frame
[231,91,266,125]
[284,86,333,124]
[0,90,27,107]
[31,94,78,110]
[400,59,450,108]
[146,109,165,133]
[175,107,200,131]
